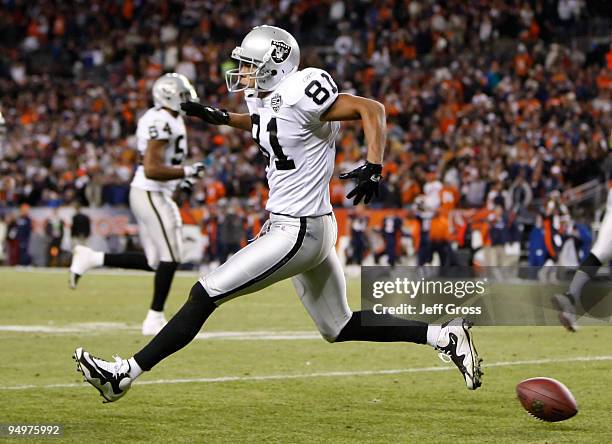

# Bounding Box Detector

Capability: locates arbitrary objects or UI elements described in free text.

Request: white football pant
[129,186,183,269]
[199,213,352,341]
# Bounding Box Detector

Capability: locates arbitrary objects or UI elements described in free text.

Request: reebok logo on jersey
[271,40,291,63]
[271,93,283,112]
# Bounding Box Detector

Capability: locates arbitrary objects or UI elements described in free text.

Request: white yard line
[0,266,200,277]
[0,324,321,340]
[0,323,134,334]
[1,355,610,391]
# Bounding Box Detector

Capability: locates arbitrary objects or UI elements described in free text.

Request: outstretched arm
[181,102,252,131]
[320,93,385,164]
[225,112,252,131]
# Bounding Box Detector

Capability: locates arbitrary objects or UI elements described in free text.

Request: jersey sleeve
[136,111,171,141]
[291,68,339,125]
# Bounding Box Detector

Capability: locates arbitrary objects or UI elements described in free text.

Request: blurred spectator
[6,214,19,265]
[484,205,511,267]
[0,0,610,270]
[217,202,243,262]
[45,208,64,267]
[347,215,369,265]
[429,210,453,267]
[509,174,533,213]
[0,0,608,212]
[0,214,6,263]
[71,203,91,248]
[376,214,404,266]
[15,204,32,265]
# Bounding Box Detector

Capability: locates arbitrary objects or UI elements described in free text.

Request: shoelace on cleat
[91,355,128,377]
[437,352,453,364]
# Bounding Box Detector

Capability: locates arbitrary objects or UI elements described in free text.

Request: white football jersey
[245,67,340,217]
[131,107,188,194]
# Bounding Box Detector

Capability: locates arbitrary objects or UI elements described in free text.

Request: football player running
[74,26,482,403]
[553,175,612,331]
[69,73,206,335]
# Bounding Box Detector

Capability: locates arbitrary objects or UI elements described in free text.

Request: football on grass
[516,377,578,422]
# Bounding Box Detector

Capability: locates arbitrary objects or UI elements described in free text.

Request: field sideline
[1,269,611,443]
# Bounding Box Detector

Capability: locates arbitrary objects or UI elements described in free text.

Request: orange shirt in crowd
[329,177,345,206]
[440,185,460,212]
[205,180,226,205]
[250,184,269,206]
[429,214,450,242]
[382,161,398,177]
[401,182,421,205]
[514,53,532,77]
[472,220,491,247]
[180,203,199,225]
[596,71,612,89]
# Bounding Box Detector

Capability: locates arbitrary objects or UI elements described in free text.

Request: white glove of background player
[183,161,206,178]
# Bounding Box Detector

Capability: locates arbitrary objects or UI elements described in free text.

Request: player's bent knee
[322,332,338,343]
[318,325,344,343]
[146,257,159,271]
[186,282,218,313]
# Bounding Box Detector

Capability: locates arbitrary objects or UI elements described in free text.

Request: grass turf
[0,269,611,443]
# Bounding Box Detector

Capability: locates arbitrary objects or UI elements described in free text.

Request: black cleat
[435,318,483,390]
[73,347,132,403]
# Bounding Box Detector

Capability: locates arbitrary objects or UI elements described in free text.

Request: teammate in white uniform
[69,73,206,335]
[74,26,483,403]
[553,178,612,331]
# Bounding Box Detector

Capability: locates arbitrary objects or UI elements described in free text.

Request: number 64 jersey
[131,107,188,194]
[245,67,341,217]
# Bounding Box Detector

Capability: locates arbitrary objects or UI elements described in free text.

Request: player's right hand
[180,102,230,125]
[183,161,206,178]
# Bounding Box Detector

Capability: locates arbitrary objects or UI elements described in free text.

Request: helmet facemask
[225,48,274,92]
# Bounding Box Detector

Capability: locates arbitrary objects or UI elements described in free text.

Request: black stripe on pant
[210,217,307,304]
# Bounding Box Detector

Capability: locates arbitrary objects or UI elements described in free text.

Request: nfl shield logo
[270,40,291,63]
[271,93,282,112]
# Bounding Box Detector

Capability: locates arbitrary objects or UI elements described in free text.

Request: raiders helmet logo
[270,40,291,63]
[271,93,283,112]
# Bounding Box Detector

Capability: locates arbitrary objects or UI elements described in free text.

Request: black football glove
[180,102,230,125]
[178,177,196,193]
[339,162,383,205]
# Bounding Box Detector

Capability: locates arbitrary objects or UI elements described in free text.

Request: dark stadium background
[0,0,610,270]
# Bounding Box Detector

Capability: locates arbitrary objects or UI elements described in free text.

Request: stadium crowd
[0,0,610,266]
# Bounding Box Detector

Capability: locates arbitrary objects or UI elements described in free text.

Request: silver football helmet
[152,73,198,113]
[225,25,300,93]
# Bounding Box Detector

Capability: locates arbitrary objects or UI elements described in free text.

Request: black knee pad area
[189,282,217,310]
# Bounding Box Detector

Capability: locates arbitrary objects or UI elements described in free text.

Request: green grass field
[1,268,611,443]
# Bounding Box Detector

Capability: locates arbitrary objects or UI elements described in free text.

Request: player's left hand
[180,102,230,125]
[339,162,383,205]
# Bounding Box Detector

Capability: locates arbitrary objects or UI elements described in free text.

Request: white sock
[146,309,165,319]
[93,251,104,267]
[426,325,441,347]
[127,357,143,379]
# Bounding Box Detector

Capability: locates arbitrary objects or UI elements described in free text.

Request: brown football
[516,377,578,422]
